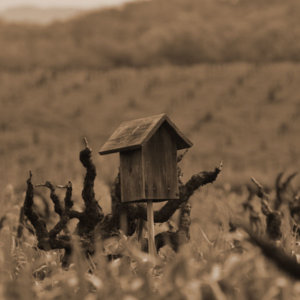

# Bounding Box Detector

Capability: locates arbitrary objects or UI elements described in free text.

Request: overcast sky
[0,0,136,11]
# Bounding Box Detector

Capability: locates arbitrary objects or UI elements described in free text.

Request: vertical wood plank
[143,123,178,200]
[147,200,156,256]
[120,150,145,202]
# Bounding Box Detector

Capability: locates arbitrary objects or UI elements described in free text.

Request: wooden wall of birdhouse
[99,113,193,203]
[120,123,178,203]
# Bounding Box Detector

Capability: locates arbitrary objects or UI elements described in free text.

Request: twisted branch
[76,138,104,238]
[152,161,223,223]
[23,172,72,266]
[275,172,298,210]
[234,221,300,280]
[23,139,104,265]
[36,182,63,216]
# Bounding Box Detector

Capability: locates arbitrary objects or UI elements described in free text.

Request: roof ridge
[99,113,192,155]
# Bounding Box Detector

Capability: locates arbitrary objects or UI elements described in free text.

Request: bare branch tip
[177,149,189,163]
[251,177,259,186]
[56,185,66,189]
[285,172,298,183]
[182,149,188,156]
[218,161,223,170]
[57,181,72,189]
[83,137,89,148]
[35,183,45,188]
[35,181,52,189]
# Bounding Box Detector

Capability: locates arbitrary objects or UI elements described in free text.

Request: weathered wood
[99,113,192,155]
[120,210,128,235]
[120,149,145,202]
[100,113,192,204]
[143,123,178,201]
[147,200,156,256]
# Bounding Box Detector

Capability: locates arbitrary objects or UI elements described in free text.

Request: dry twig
[251,177,282,240]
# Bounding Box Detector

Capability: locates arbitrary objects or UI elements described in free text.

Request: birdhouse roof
[99,113,193,155]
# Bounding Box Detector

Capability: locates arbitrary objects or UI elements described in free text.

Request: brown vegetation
[1,0,300,298]
[20,140,222,266]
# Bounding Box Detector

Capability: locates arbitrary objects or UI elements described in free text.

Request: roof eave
[99,113,193,154]
[99,144,141,155]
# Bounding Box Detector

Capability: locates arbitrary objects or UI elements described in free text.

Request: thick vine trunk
[22,141,221,265]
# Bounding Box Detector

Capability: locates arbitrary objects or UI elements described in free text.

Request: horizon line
[0,0,140,12]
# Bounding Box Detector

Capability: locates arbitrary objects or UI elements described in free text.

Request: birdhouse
[99,113,193,203]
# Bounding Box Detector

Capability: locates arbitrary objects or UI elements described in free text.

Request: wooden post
[147,200,156,256]
[120,208,128,235]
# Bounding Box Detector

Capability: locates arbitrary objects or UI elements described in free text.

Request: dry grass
[1,63,300,198]
[1,1,300,298]
[1,184,300,299]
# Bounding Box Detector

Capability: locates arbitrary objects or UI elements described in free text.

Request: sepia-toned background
[1,0,299,203]
[1,1,300,299]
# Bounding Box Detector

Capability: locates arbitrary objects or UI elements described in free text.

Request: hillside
[1,0,300,70]
[1,2,300,298]
[1,63,300,198]
[1,0,300,198]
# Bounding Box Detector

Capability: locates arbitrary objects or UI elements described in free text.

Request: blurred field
[1,0,299,199]
[1,0,300,299]
[1,63,300,199]
[2,179,300,299]
[1,0,300,187]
